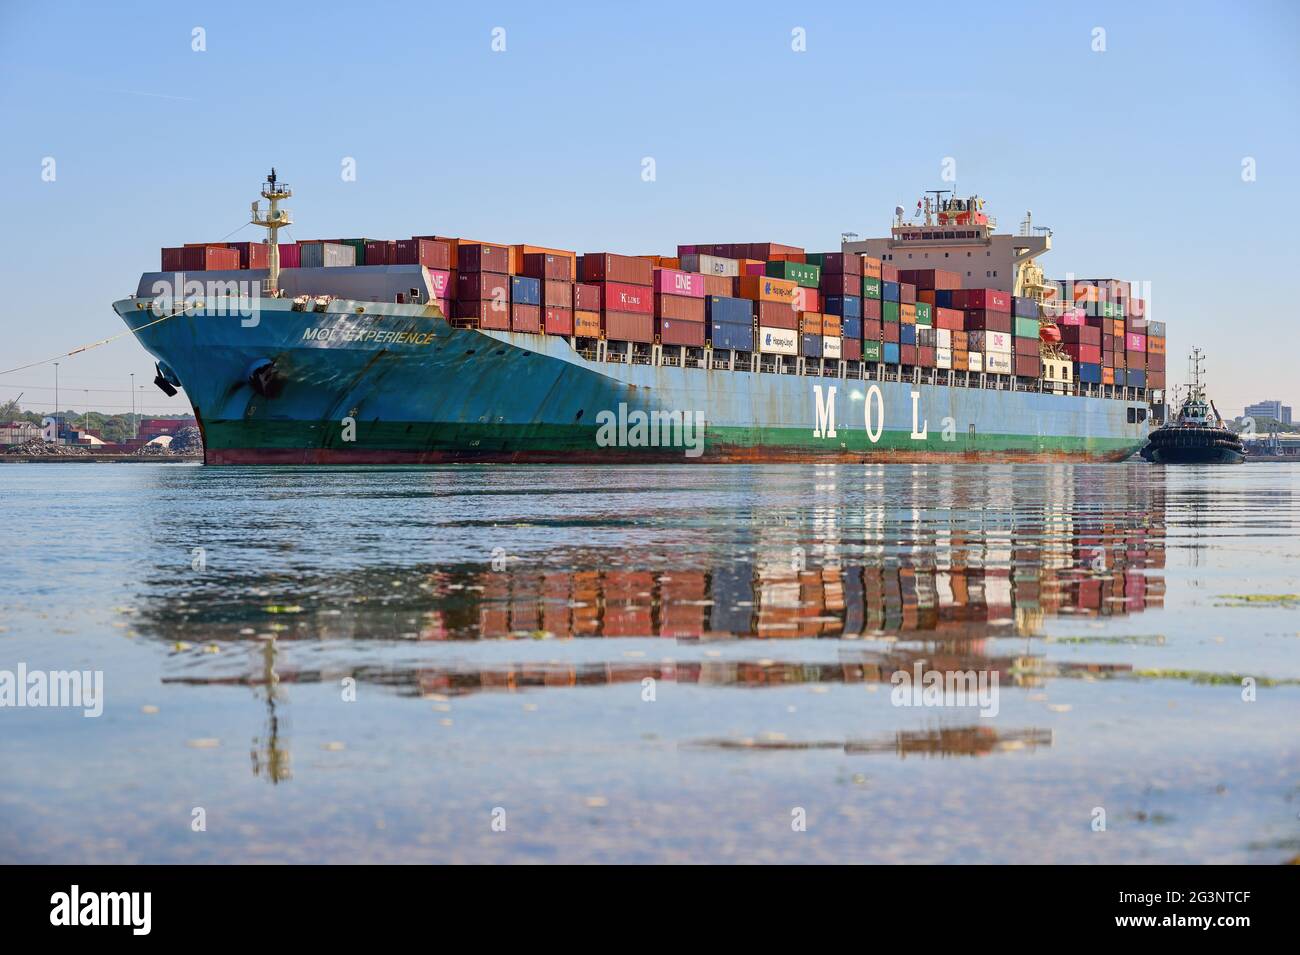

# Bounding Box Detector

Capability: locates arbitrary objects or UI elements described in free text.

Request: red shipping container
[278,243,301,269]
[226,241,269,270]
[862,298,882,321]
[657,318,706,347]
[458,243,511,273]
[181,246,239,271]
[900,344,917,365]
[819,273,858,296]
[862,319,884,341]
[426,269,452,300]
[523,252,571,281]
[843,338,862,361]
[695,274,728,297]
[757,300,798,330]
[1060,325,1101,346]
[602,281,653,314]
[1063,343,1102,364]
[917,346,936,367]
[542,280,573,308]
[964,309,1012,333]
[161,247,185,271]
[653,268,706,298]
[1014,335,1040,354]
[900,283,917,305]
[511,304,541,333]
[1015,354,1041,378]
[1147,352,1165,372]
[880,263,899,282]
[604,311,654,342]
[1126,350,1146,369]
[655,294,706,322]
[394,238,451,269]
[883,323,900,343]
[933,306,964,330]
[543,307,574,335]
[1148,370,1166,390]
[897,268,962,291]
[457,270,510,301]
[364,240,395,265]
[573,283,602,311]
[456,299,510,330]
[793,287,820,312]
[817,252,861,276]
[747,242,804,260]
[952,288,1011,312]
[582,253,653,286]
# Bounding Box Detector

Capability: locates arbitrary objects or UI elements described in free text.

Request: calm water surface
[1,462,1297,863]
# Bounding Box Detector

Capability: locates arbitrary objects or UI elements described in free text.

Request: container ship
[112,172,1162,465]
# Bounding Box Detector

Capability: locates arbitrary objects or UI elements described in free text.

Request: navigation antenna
[251,168,293,296]
[1188,346,1205,402]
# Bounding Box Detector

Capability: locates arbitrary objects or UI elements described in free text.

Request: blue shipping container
[1012,296,1037,318]
[510,275,541,306]
[706,295,752,324]
[883,342,900,364]
[1126,369,1147,389]
[882,281,900,303]
[801,334,822,358]
[709,320,753,352]
[823,295,862,320]
[934,290,955,309]
[1078,362,1102,384]
[900,324,916,346]
[842,316,862,340]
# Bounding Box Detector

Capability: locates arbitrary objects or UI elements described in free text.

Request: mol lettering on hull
[811,384,936,444]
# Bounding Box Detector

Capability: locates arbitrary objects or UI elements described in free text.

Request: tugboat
[1140,348,1244,464]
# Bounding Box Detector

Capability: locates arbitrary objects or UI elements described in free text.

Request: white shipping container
[822,335,842,359]
[984,351,1013,374]
[680,253,739,277]
[936,327,951,349]
[968,352,984,373]
[757,325,798,355]
[936,345,952,369]
[969,330,1012,354]
[299,241,356,269]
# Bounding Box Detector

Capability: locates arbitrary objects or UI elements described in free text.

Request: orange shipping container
[801,312,824,335]
[1148,335,1166,355]
[918,289,936,305]
[861,257,883,279]
[900,303,916,323]
[823,313,842,336]
[574,310,601,337]
[1110,319,1125,337]
[660,257,680,270]
[952,349,968,371]
[736,274,797,304]
[1103,367,1115,385]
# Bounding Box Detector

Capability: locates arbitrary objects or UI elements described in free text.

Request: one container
[653,268,706,298]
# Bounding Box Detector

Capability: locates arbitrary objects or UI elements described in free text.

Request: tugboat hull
[1140,426,1244,464]
[1141,445,1244,464]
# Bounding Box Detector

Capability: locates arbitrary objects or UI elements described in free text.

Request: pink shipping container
[952,288,1011,312]
[426,269,452,300]
[278,243,301,269]
[1125,333,1147,352]
[573,283,602,311]
[744,262,766,277]
[652,268,706,298]
[1056,306,1086,326]
[602,282,653,314]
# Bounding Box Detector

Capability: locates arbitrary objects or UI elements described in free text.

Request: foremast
[250,169,292,295]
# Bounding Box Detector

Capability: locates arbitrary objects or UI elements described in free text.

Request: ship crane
[250,168,292,296]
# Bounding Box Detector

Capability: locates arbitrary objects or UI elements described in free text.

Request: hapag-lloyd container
[984,352,1013,374]
[603,282,653,314]
[822,336,842,360]
[736,275,797,304]
[936,345,953,369]
[801,312,824,336]
[653,268,706,298]
[758,326,798,355]
[967,351,983,373]
[574,310,601,337]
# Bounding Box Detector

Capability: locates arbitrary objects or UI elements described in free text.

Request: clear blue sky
[1,0,1297,415]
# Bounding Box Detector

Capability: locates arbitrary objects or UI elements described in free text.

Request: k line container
[603,282,653,314]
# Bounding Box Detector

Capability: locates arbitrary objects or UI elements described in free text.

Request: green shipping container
[862,340,881,362]
[765,260,821,288]
[805,252,826,267]
[862,276,882,300]
[915,302,932,325]
[882,300,900,323]
[1014,316,1039,338]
